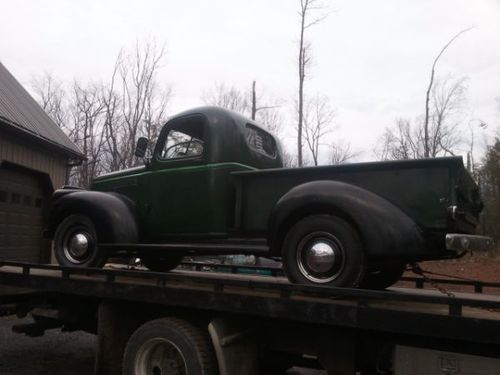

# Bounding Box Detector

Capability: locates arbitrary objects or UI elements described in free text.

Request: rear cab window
[245,124,277,159]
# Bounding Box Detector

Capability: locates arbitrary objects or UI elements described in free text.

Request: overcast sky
[1,0,499,162]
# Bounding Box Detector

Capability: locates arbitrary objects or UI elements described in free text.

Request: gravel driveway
[0,315,325,375]
[0,315,96,375]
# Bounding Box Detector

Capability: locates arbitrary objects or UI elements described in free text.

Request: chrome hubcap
[69,234,89,257]
[297,232,345,283]
[63,231,92,264]
[135,338,187,375]
[305,241,336,273]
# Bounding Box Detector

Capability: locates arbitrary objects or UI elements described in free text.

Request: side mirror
[134,137,149,158]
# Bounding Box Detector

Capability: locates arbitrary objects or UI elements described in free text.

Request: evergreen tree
[479,138,500,239]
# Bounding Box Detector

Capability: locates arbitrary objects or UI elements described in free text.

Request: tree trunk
[251,81,257,120]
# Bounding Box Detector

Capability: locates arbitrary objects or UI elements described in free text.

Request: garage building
[0,62,83,263]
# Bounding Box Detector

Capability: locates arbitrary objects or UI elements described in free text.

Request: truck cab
[91,107,282,240]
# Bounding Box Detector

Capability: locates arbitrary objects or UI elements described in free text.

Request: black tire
[141,254,184,272]
[281,215,365,287]
[53,214,107,267]
[123,317,217,375]
[359,262,406,290]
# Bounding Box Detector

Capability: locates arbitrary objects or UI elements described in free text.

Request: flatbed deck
[1,260,500,347]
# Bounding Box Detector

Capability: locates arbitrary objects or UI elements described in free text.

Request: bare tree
[256,107,283,135]
[32,39,171,186]
[282,149,298,168]
[202,82,249,114]
[423,27,473,157]
[302,94,334,166]
[427,77,466,156]
[296,0,327,167]
[249,81,283,135]
[377,118,417,160]
[202,81,282,135]
[250,80,279,121]
[330,140,358,165]
[119,40,168,168]
[465,118,487,175]
[142,84,171,151]
[69,81,106,187]
[377,77,467,160]
[100,42,171,171]
[31,72,68,132]
[251,80,257,120]
[101,57,125,172]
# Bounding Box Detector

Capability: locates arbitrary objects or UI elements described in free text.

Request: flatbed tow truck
[9,106,492,374]
[1,260,500,375]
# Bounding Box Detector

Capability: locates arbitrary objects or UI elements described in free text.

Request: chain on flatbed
[409,263,456,298]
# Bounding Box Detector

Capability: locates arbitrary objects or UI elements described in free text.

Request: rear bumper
[446,234,495,252]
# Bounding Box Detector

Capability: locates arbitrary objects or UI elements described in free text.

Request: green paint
[90,107,481,243]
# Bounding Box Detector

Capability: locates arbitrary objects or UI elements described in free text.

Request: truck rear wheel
[54,214,107,268]
[282,215,365,288]
[123,317,217,375]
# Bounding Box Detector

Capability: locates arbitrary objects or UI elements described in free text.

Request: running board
[99,242,270,255]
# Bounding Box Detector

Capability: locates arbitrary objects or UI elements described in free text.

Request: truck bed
[234,156,476,234]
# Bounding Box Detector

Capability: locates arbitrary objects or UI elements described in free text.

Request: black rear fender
[46,190,139,244]
[268,181,425,259]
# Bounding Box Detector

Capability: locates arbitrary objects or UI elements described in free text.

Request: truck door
[141,114,216,239]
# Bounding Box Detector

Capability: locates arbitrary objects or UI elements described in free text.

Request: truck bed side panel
[235,161,454,236]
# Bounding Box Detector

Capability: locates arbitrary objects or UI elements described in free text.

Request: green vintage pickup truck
[46,107,492,288]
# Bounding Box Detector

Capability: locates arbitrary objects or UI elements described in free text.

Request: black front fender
[47,190,139,244]
[268,180,425,259]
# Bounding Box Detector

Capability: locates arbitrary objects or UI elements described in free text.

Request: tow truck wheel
[123,317,217,375]
[359,262,406,290]
[141,254,184,272]
[282,215,366,288]
[53,214,107,268]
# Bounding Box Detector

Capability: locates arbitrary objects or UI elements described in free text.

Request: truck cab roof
[161,106,283,169]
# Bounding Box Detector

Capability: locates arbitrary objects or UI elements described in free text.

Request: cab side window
[159,118,205,161]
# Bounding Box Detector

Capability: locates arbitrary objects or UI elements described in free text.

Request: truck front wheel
[122,317,217,375]
[282,215,366,288]
[54,214,107,267]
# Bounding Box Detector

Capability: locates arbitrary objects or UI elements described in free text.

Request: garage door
[0,167,47,262]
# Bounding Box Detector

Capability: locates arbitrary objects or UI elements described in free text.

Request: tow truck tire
[360,262,406,290]
[123,317,217,375]
[282,215,366,288]
[54,214,107,268]
[141,254,184,272]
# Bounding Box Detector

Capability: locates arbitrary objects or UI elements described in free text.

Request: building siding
[0,129,68,189]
